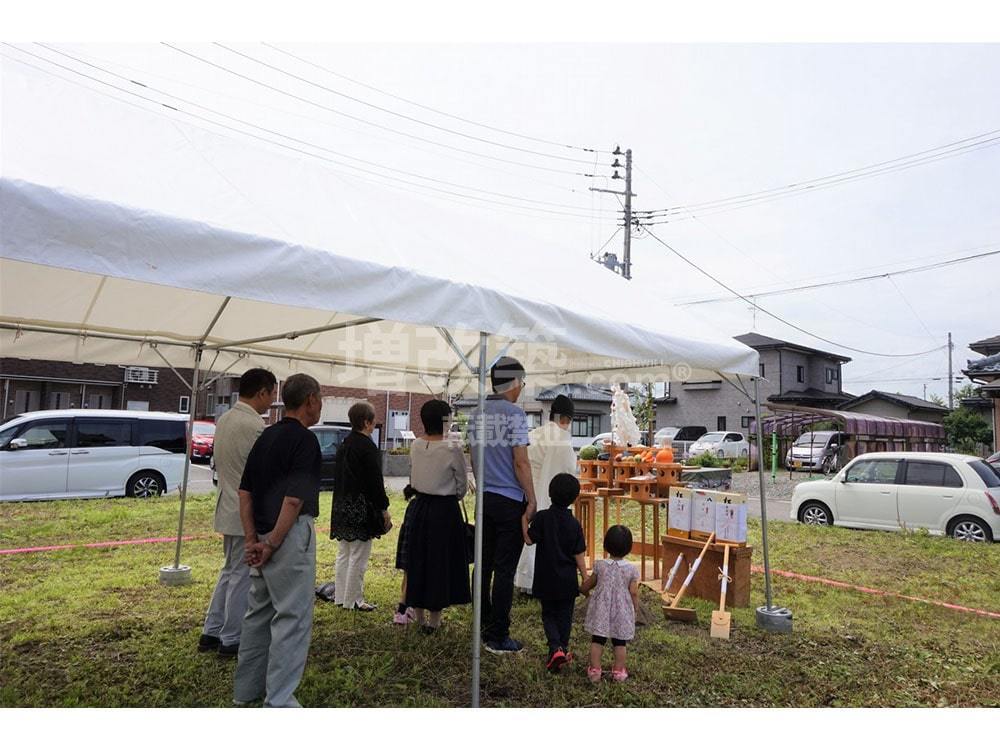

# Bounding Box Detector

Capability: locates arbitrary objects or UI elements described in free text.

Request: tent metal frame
[0,316,777,708]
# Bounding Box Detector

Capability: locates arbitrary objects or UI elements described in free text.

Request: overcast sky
[5,42,999,401]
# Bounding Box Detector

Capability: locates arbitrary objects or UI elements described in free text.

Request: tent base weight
[159,564,192,586]
[755,605,793,633]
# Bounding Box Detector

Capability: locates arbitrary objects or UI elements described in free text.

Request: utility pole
[589,145,635,280]
[947,332,954,410]
[623,148,633,280]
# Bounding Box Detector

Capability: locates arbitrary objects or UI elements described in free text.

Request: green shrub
[686,451,721,468]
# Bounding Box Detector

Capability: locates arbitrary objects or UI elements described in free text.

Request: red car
[190,420,216,462]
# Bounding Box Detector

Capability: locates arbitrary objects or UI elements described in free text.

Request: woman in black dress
[330,401,391,611]
[400,399,472,631]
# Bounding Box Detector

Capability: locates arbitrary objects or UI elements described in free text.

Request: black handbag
[459,495,476,564]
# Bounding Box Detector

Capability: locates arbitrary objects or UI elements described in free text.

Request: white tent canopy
[0,51,771,706]
[1,179,758,390]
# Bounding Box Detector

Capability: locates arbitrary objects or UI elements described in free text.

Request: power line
[214,43,603,165]
[162,43,602,174]
[36,42,619,216]
[44,44,604,200]
[2,51,618,231]
[261,43,607,156]
[7,45,616,221]
[642,227,948,359]
[634,127,1000,219]
[674,247,1000,305]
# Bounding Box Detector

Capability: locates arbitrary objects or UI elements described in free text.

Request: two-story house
[654,332,853,435]
[962,334,1000,453]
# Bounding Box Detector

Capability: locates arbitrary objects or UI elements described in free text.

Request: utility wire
[634,127,1000,218]
[214,43,602,165]
[643,227,948,359]
[674,247,1000,305]
[43,44,604,200]
[1,50,615,230]
[261,43,607,155]
[8,45,615,221]
[37,43,618,215]
[163,43,602,173]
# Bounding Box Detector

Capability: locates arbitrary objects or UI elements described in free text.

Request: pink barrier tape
[752,565,1000,619]
[0,535,207,556]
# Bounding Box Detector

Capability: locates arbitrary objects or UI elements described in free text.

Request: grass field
[1,492,998,707]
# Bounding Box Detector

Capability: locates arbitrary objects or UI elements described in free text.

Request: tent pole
[160,346,202,585]
[753,377,792,632]
[471,331,488,708]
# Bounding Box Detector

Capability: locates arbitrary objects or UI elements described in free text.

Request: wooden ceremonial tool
[662,532,714,622]
[710,544,732,639]
[659,553,685,604]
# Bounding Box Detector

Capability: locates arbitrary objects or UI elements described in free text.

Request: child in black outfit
[525,472,589,673]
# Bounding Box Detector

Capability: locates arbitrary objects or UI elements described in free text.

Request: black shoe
[198,634,221,653]
[217,642,240,657]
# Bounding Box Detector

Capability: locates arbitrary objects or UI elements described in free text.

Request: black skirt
[394,500,417,571]
[403,492,472,611]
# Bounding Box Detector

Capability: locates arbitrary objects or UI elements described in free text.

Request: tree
[942,407,993,455]
[629,383,656,445]
[927,392,946,407]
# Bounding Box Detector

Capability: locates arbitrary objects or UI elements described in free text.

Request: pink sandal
[611,667,628,682]
[587,667,602,684]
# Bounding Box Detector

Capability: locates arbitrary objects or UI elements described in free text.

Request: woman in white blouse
[395,399,472,631]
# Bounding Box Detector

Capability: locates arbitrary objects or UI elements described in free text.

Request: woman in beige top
[393,399,472,631]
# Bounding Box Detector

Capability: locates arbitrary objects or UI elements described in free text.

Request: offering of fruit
[579,445,600,460]
[656,447,675,464]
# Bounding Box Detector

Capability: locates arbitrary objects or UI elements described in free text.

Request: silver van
[0,409,188,501]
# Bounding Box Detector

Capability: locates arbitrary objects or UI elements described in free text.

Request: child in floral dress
[580,525,639,683]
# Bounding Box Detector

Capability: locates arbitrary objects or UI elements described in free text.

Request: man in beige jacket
[198,368,276,656]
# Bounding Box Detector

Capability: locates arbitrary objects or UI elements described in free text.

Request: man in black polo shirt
[233,373,322,708]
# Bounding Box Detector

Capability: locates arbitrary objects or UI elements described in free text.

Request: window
[313,429,345,455]
[903,461,963,488]
[759,362,765,377]
[825,367,839,385]
[14,421,69,450]
[725,433,742,442]
[796,365,805,383]
[969,460,1000,488]
[571,414,601,438]
[178,396,190,414]
[136,419,186,453]
[48,391,71,409]
[717,416,727,431]
[76,419,133,448]
[845,459,900,484]
[526,412,542,429]
[741,416,752,429]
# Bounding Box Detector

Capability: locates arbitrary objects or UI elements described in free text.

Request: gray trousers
[233,516,316,708]
[203,534,251,647]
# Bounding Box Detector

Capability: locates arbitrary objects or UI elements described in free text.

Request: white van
[0,409,188,502]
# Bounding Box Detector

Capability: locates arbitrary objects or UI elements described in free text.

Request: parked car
[790,452,1000,542]
[0,409,187,501]
[311,425,352,488]
[688,431,750,460]
[654,425,707,459]
[190,420,216,462]
[785,431,848,474]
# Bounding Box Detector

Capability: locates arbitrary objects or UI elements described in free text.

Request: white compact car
[790,452,1000,542]
[0,409,188,502]
[688,431,750,460]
